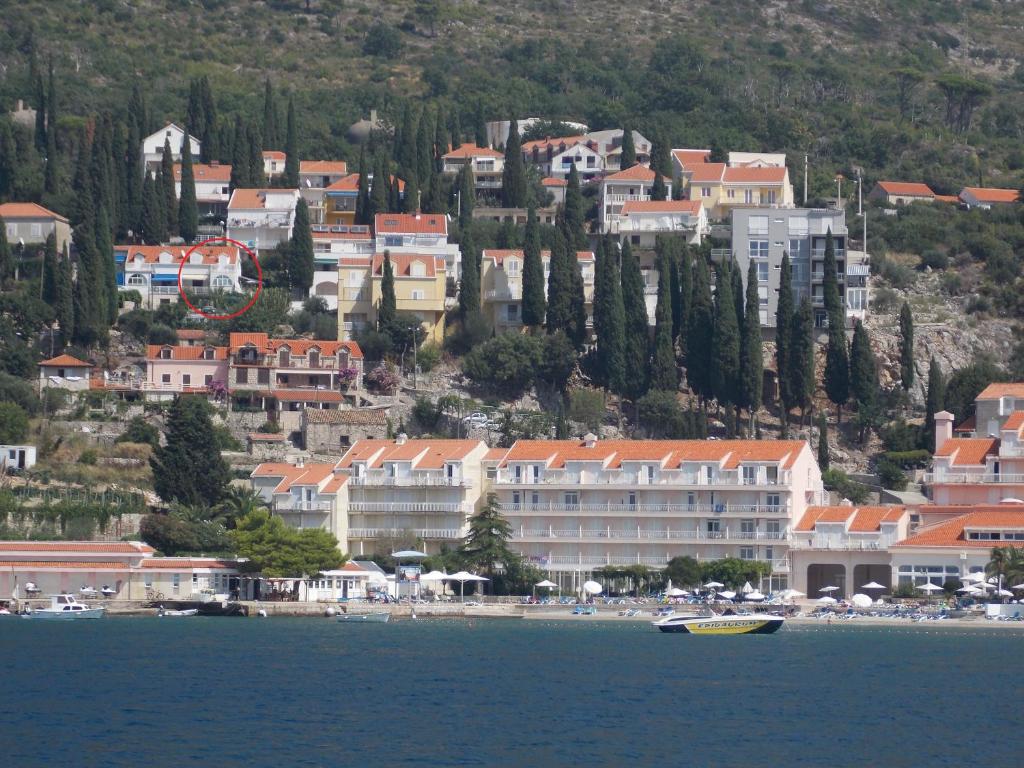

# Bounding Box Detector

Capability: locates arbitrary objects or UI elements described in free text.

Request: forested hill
[2,0,1024,193]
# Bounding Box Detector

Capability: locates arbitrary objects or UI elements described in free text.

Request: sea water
[0,618,1020,767]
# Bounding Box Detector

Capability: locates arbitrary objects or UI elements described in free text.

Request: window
[506,259,520,277]
[766,519,780,535]
[159,347,172,359]
[742,466,757,485]
[758,286,769,306]
[506,304,519,322]
[127,274,147,286]
[847,288,868,311]
[631,235,640,245]
[182,374,191,386]
[702,187,711,197]
[766,494,780,511]
[410,261,426,278]
[235,368,248,384]
[411,290,425,300]
[205,375,213,385]
[257,369,269,385]
[309,350,319,368]
[586,156,595,167]
[788,216,809,236]
[766,466,779,484]
[172,574,180,594]
[727,189,735,199]
[740,547,755,560]
[757,262,769,283]
[764,546,774,562]
[279,348,290,367]
[161,374,171,384]
[203,347,215,360]
[748,241,769,259]
[212,275,232,288]
[384,235,402,247]
[747,215,769,235]
[628,492,637,509]
[741,519,755,535]
[788,238,809,260]
[744,190,753,204]
[564,492,579,508]
[706,519,721,536]
[766,190,777,204]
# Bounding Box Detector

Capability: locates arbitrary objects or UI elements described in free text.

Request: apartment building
[726,207,869,330]
[225,188,299,252]
[250,460,350,546]
[173,162,232,218]
[441,144,504,198]
[337,252,448,342]
[0,202,71,252]
[333,437,490,556]
[115,244,243,309]
[610,200,708,248]
[299,161,349,224]
[145,344,229,400]
[308,225,374,311]
[586,129,652,173]
[323,174,406,227]
[598,165,673,234]
[141,123,199,173]
[373,212,461,280]
[670,149,795,221]
[485,436,824,591]
[480,248,595,331]
[521,136,603,180]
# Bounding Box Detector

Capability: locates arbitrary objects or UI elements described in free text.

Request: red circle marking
[177,237,263,321]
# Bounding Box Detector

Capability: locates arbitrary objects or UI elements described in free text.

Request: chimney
[934,411,954,453]
[396,433,408,445]
[583,432,597,448]
[15,99,23,111]
[294,456,304,468]
[369,109,378,123]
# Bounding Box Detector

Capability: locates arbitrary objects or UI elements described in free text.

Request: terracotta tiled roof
[875,181,934,197]
[0,541,153,553]
[300,160,348,175]
[146,345,228,361]
[723,166,787,184]
[620,200,702,215]
[603,164,657,182]
[175,329,208,340]
[443,143,503,160]
[312,228,371,241]
[325,173,361,192]
[39,354,91,368]
[498,439,806,470]
[795,505,905,532]
[336,439,483,470]
[935,195,961,204]
[895,505,1024,548]
[372,252,444,278]
[0,560,129,570]
[934,437,999,466]
[688,163,727,183]
[251,462,339,493]
[521,136,587,153]
[272,389,345,403]
[482,249,593,266]
[173,163,231,183]
[1003,412,1024,432]
[976,383,1024,400]
[374,213,448,236]
[140,558,238,569]
[483,447,510,462]
[227,188,298,209]
[541,177,568,187]
[227,333,363,359]
[672,149,712,167]
[119,245,239,265]
[248,433,286,442]
[961,187,1019,204]
[304,409,387,425]
[262,150,286,161]
[954,414,976,434]
[0,202,68,222]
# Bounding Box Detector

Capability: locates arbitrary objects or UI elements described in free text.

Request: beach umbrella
[819,585,840,593]
[667,587,688,597]
[535,580,558,589]
[444,571,489,602]
[780,589,805,600]
[745,590,766,601]
[817,596,838,604]
[851,594,873,608]
[996,588,1015,597]
[961,573,986,583]
[420,570,448,582]
[860,582,886,591]
[957,585,983,595]
[916,582,944,593]
[741,581,754,594]
[1010,583,1024,591]
[582,580,603,595]
[718,590,737,600]
[703,581,724,589]
[391,550,429,559]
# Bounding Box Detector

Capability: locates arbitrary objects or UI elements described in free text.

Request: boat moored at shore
[23,594,105,620]
[653,611,784,635]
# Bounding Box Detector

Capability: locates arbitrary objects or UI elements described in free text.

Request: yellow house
[683,163,794,221]
[480,249,595,331]
[338,253,447,343]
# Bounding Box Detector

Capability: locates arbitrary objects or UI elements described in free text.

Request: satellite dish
[582,580,603,595]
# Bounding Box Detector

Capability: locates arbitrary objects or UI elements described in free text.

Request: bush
[0,373,40,415]
[445,313,492,356]
[109,442,153,460]
[0,402,29,443]
[919,249,949,271]
[879,419,920,452]
[148,323,178,345]
[569,388,605,431]
[822,468,871,504]
[43,388,70,414]
[119,289,144,307]
[416,342,442,373]
[354,328,392,362]
[115,416,160,448]
[257,420,281,434]
[876,457,908,491]
[412,396,441,430]
[366,363,400,394]
[883,449,931,468]
[871,286,899,313]
[363,22,402,56]
[118,308,153,340]
[212,424,243,451]
[78,449,98,466]
[462,333,542,397]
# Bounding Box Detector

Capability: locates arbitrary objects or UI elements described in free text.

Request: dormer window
[506,259,520,277]
[203,347,215,360]
[279,348,290,367]
[159,347,172,360]
[308,349,320,368]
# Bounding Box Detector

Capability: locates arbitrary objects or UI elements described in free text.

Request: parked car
[462,412,489,427]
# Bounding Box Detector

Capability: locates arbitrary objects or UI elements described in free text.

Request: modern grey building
[720,207,869,332]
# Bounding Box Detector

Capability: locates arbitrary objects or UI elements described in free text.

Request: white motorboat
[23,594,105,620]
[653,609,784,635]
[336,612,390,623]
[157,607,199,617]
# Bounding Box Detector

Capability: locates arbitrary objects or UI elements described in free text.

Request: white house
[38,354,92,393]
[173,162,231,217]
[585,128,652,172]
[263,150,287,180]
[310,224,374,310]
[116,244,243,309]
[373,212,461,280]
[728,151,787,168]
[226,188,300,253]
[598,164,672,234]
[610,199,708,247]
[0,445,36,471]
[141,123,200,173]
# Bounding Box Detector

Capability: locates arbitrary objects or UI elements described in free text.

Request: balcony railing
[923,473,1024,485]
[789,536,895,551]
[274,500,333,512]
[495,469,789,487]
[348,502,472,514]
[347,474,473,488]
[531,554,792,571]
[513,528,788,542]
[485,287,522,301]
[348,527,463,540]
[496,502,790,516]
[605,194,651,204]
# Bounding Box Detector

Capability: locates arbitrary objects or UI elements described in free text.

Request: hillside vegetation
[2,0,1023,193]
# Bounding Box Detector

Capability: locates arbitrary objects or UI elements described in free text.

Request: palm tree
[215,486,268,529]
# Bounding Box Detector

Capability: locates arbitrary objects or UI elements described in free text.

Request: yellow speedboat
[652,610,784,635]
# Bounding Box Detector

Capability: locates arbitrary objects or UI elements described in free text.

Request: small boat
[336,612,390,623]
[572,605,597,616]
[157,608,198,617]
[23,594,105,620]
[653,610,784,635]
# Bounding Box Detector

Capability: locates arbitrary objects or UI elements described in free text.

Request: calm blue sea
[0,617,1020,767]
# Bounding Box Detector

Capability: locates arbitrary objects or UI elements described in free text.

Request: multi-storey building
[141,123,199,173]
[299,161,349,224]
[610,200,708,248]
[598,165,673,234]
[670,149,795,221]
[115,244,243,309]
[307,224,374,311]
[226,188,299,253]
[145,343,229,400]
[250,460,350,545]
[726,207,869,330]
[480,248,595,331]
[323,174,405,227]
[485,436,824,592]
[0,202,72,253]
[586,129,652,173]
[373,212,461,280]
[337,252,448,342]
[441,144,505,199]
[173,162,232,219]
[521,136,604,180]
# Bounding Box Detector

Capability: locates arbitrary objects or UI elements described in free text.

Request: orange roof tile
[326,174,404,193]
[954,414,976,434]
[173,163,232,183]
[723,166,787,184]
[251,462,338,493]
[482,249,593,266]
[120,245,239,265]
[0,202,68,222]
[0,560,129,570]
[263,150,286,161]
[140,558,238,570]
[374,213,448,236]
[603,164,657,182]
[934,437,999,466]
[796,505,905,532]
[272,389,345,403]
[521,136,587,153]
[300,160,348,175]
[146,345,228,361]
[443,143,503,160]
[1003,412,1024,432]
[688,163,728,183]
[875,181,934,197]
[0,541,153,553]
[248,433,286,442]
[372,252,444,278]
[976,383,1024,400]
[620,200,702,215]
[483,448,510,462]
[896,505,1024,548]
[498,439,805,470]
[227,333,363,359]
[935,195,961,204]
[175,329,208,340]
[542,177,568,187]
[672,149,712,167]
[39,354,91,368]
[227,188,298,209]
[336,439,482,469]
[961,187,1019,204]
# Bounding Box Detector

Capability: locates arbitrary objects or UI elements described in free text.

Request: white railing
[484,287,522,301]
[923,473,1024,485]
[275,500,333,512]
[789,537,895,551]
[347,502,471,514]
[495,469,790,487]
[496,502,790,516]
[514,528,788,542]
[348,527,463,540]
[347,474,473,488]
[605,194,650,204]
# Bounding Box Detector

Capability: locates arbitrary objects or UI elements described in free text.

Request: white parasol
[444,571,489,601]
[851,593,873,608]
[535,580,558,589]
[703,581,725,589]
[860,582,887,591]
[741,581,754,594]
[819,585,840,593]
[667,587,689,597]
[817,596,838,604]
[745,591,766,601]
[582,580,603,595]
[916,582,944,593]
[718,590,737,600]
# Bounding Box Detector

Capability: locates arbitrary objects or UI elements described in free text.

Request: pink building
[146,344,229,400]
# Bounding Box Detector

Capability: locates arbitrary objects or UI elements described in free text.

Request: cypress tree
[824,319,850,421]
[95,203,118,326]
[458,225,480,319]
[678,244,693,359]
[178,135,198,244]
[546,229,572,334]
[141,172,166,245]
[822,228,841,325]
[151,396,231,506]
[817,413,830,470]
[620,240,649,399]
[521,205,546,327]
[262,79,278,149]
[650,129,672,178]
[562,165,587,251]
[594,238,626,393]
[284,97,299,187]
[229,117,249,191]
[160,138,178,236]
[46,60,57,146]
[741,260,764,428]
[248,124,266,187]
[403,173,420,213]
[449,110,463,148]
[434,107,448,173]
[379,250,397,331]
[355,146,370,225]
[186,78,204,145]
[41,231,58,303]
[289,199,314,293]
[899,301,915,391]
[91,118,116,229]
[788,298,815,423]
[850,320,878,411]
[111,123,129,240]
[776,252,794,419]
[55,243,74,341]
[501,116,527,208]
[424,170,445,215]
[125,120,143,239]
[619,126,636,170]
[34,74,46,152]
[711,262,741,408]
[649,248,678,392]
[396,104,417,174]
[388,165,403,213]
[474,103,488,148]
[0,216,11,281]
[651,172,667,202]
[72,186,101,344]
[457,162,475,229]
[731,259,744,332]
[0,121,16,200]
[369,154,388,221]
[43,124,59,196]
[686,256,714,401]
[416,107,434,194]
[924,357,946,451]
[568,245,588,349]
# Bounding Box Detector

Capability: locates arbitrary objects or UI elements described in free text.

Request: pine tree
[817,413,830,470]
[593,237,626,393]
[619,126,636,170]
[289,199,314,293]
[741,260,764,428]
[160,138,178,236]
[521,205,545,327]
[151,396,231,506]
[458,225,480,319]
[562,165,587,251]
[248,124,266,187]
[0,216,11,281]
[924,357,946,451]
[899,301,915,391]
[788,298,815,423]
[850,320,878,411]
[501,116,527,208]
[776,252,794,419]
[262,79,278,149]
[678,244,693,359]
[284,97,299,187]
[379,250,398,330]
[456,162,475,229]
[229,117,249,191]
[546,228,573,334]
[178,135,198,244]
[686,256,714,401]
[649,248,678,392]
[141,172,166,245]
[711,261,741,407]
[620,240,649,399]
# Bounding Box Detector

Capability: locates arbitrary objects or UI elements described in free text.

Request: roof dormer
[158,251,172,265]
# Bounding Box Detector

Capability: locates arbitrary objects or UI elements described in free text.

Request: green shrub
[416,342,442,373]
[0,402,29,444]
[569,388,605,431]
[115,416,161,447]
[919,250,948,270]
[876,457,908,491]
[822,468,871,504]
[462,333,542,397]
[883,449,930,468]
[78,449,98,466]
[257,420,281,434]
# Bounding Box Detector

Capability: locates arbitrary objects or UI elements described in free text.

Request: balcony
[485,286,522,301]
[923,472,1024,485]
[496,502,790,516]
[789,536,895,551]
[347,473,473,488]
[348,527,463,540]
[513,527,788,543]
[274,500,333,512]
[348,502,473,514]
[495,469,790,488]
[605,194,650,204]
[531,554,792,571]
